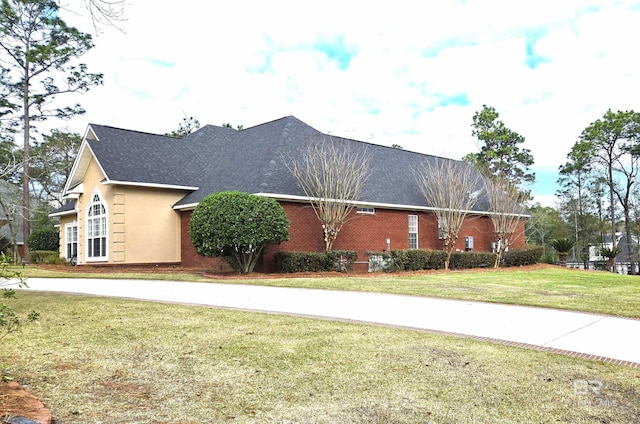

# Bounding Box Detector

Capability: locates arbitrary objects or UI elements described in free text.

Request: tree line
[553,110,640,272]
[0,0,126,258]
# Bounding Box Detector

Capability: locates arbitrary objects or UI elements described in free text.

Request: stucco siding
[76,157,113,264]
[58,214,78,259]
[121,185,183,263]
[70,157,184,264]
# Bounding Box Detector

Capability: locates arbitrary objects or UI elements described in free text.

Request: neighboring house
[50,116,528,272]
[588,234,639,274]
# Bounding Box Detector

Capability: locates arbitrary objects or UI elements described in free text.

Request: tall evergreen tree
[465,105,535,192]
[30,129,82,207]
[0,0,102,256]
[557,140,596,264]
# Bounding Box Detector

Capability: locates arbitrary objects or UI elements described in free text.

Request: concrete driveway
[20,277,640,367]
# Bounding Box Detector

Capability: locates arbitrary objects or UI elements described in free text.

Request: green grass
[17,264,640,318]
[247,267,640,318]
[15,266,212,282]
[3,292,640,423]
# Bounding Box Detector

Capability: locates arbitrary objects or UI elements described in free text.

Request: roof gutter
[173,192,530,218]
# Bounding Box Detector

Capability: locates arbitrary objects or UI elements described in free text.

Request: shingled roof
[66,116,496,212]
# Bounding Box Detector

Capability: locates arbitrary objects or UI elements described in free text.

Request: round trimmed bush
[189,191,289,273]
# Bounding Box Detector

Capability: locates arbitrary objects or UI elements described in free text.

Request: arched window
[86,190,107,260]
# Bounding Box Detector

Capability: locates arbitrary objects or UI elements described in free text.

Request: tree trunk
[22,68,30,262]
[624,210,637,274]
[558,253,568,267]
[608,164,616,270]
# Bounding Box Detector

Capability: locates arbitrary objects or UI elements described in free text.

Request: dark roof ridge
[195,123,238,131]
[258,116,297,186]
[89,124,181,139]
[243,115,306,131]
[321,132,461,162]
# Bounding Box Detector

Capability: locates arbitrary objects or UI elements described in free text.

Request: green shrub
[366,249,441,272]
[386,250,407,272]
[449,251,496,269]
[404,249,431,271]
[29,250,63,264]
[502,245,544,267]
[425,250,447,270]
[0,253,39,342]
[274,250,358,273]
[541,248,556,264]
[368,248,539,272]
[28,229,59,251]
[189,191,289,273]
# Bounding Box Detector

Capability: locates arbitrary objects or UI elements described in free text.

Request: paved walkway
[20,278,640,367]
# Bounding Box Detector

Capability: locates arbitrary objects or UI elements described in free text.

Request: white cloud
[45,0,640,203]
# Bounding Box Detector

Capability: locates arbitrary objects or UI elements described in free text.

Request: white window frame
[438,217,447,240]
[86,190,108,262]
[408,214,418,249]
[356,207,375,215]
[65,222,78,260]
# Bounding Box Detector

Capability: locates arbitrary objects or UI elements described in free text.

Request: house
[588,234,639,274]
[50,116,528,272]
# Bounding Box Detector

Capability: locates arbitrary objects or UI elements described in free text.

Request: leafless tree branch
[485,177,527,267]
[286,137,370,251]
[415,158,482,269]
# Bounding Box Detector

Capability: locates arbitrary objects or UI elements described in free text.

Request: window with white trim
[86,191,107,260]
[65,222,78,259]
[438,217,447,240]
[408,215,418,249]
[356,207,375,214]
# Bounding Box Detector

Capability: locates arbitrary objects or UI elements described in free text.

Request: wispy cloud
[55,0,640,207]
[313,35,356,70]
[524,30,551,69]
[146,58,176,68]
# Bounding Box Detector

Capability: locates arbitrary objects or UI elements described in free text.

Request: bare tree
[485,177,528,267]
[415,158,482,269]
[75,0,126,34]
[287,138,369,251]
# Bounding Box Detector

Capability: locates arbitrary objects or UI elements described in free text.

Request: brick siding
[180,211,233,272]
[181,201,526,273]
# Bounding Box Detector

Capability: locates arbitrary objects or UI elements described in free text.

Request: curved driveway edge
[20,278,640,367]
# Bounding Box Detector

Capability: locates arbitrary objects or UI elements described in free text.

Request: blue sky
[56,0,640,207]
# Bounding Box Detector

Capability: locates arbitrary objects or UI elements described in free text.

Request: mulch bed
[0,382,51,424]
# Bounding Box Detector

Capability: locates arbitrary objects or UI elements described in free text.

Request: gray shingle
[84,116,493,212]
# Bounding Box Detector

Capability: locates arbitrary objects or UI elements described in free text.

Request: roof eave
[49,209,77,218]
[101,180,199,191]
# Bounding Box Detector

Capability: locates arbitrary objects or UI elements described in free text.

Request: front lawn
[3,292,639,423]
[248,266,640,318]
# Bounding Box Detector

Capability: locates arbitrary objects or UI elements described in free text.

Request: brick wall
[180,211,233,272]
[181,201,527,273]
